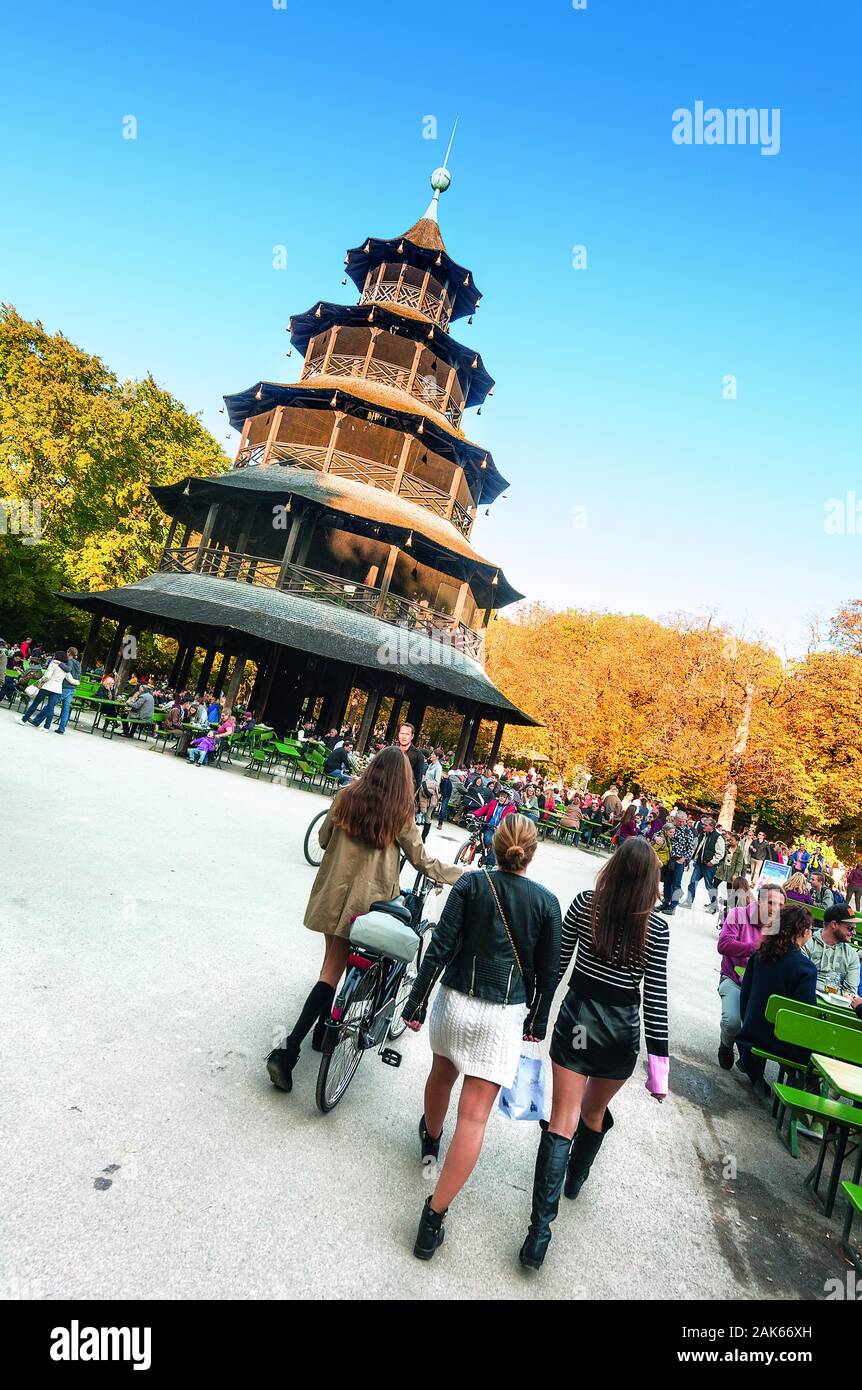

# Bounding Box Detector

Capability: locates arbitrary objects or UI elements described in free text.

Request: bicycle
[454,815,491,868]
[315,872,436,1113]
[303,807,328,866]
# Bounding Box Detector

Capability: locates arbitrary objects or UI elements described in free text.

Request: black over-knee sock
[286,981,335,1046]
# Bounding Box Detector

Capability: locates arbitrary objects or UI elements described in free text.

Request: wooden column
[212,653,229,699]
[445,468,462,522]
[196,647,217,695]
[393,434,413,492]
[253,646,280,720]
[195,504,219,572]
[104,621,125,674]
[168,641,186,687]
[488,719,506,768]
[320,326,338,376]
[356,688,384,753]
[234,416,252,464]
[406,341,423,395]
[322,412,344,473]
[114,625,142,694]
[176,644,196,690]
[276,512,303,588]
[262,406,285,466]
[384,696,404,744]
[162,515,179,557]
[454,710,475,767]
[442,366,458,418]
[223,652,248,711]
[81,613,103,670]
[375,545,399,616]
[451,581,470,625]
[360,327,380,379]
[405,695,428,743]
[464,713,482,766]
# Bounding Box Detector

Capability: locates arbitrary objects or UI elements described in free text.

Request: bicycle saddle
[368,897,412,925]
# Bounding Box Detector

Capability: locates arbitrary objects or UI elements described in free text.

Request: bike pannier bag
[349,909,419,964]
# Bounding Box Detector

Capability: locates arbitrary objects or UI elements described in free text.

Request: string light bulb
[405,531,414,548]
[314,304,322,318]
[254,386,264,401]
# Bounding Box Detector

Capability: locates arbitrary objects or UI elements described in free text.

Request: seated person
[188,733,216,766]
[808,872,834,910]
[783,871,813,905]
[324,738,356,786]
[164,700,183,732]
[803,905,861,996]
[121,684,155,738]
[736,903,817,1088]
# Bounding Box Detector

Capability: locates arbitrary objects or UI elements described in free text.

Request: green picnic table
[812,1054,862,1106]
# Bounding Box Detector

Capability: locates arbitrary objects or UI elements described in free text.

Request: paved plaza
[0,714,847,1300]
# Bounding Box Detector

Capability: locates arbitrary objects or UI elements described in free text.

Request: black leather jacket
[402,869,562,1039]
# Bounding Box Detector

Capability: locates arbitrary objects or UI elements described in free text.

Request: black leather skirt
[549,987,640,1080]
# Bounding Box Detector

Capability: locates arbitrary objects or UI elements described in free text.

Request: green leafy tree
[0,304,228,634]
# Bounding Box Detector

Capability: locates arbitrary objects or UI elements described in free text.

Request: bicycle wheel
[455,838,477,866]
[315,965,379,1112]
[303,809,329,866]
[387,938,423,1040]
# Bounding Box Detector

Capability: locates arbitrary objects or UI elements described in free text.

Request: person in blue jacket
[736,903,817,1089]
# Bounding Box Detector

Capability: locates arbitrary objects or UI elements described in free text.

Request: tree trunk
[718,681,755,830]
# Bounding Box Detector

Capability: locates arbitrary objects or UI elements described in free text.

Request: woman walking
[266,747,463,1094]
[519,836,669,1270]
[401,814,561,1260]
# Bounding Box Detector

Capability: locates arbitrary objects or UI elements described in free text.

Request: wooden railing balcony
[301,350,463,428]
[159,546,485,663]
[234,441,474,539]
[360,279,452,330]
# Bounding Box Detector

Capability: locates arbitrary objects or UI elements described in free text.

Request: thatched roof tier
[223,382,508,505]
[344,236,480,322]
[149,466,523,609]
[289,302,494,407]
[59,571,538,725]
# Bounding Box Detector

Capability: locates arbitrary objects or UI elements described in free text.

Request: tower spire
[422,117,458,224]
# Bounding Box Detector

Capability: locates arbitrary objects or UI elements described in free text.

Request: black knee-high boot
[518,1129,572,1270]
[266,981,335,1092]
[564,1110,614,1199]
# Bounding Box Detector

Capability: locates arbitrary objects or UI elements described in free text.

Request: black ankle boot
[266,1037,301,1092]
[564,1110,614,1200]
[518,1130,572,1270]
[419,1114,442,1166]
[413,1196,447,1260]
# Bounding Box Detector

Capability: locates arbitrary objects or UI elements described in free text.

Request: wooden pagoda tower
[62,156,535,760]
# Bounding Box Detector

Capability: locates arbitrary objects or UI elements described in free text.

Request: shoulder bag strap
[482,868,525,981]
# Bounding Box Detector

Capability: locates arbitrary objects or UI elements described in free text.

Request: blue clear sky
[2,0,859,654]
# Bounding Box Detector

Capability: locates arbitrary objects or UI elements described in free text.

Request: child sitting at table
[188,732,217,766]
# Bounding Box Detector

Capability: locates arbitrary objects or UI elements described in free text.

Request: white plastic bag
[498,1051,548,1121]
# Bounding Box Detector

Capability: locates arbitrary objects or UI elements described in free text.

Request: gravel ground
[0,710,850,1300]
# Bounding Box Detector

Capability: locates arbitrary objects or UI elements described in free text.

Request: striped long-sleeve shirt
[559,890,670,1057]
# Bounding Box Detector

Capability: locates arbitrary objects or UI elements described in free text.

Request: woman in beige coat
[267,746,463,1093]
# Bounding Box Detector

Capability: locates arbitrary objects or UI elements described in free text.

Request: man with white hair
[682,816,726,912]
[658,811,696,915]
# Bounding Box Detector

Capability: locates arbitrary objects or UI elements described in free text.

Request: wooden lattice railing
[158,547,485,662]
[234,442,474,539]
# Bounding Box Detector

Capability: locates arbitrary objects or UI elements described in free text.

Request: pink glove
[646,1053,669,1100]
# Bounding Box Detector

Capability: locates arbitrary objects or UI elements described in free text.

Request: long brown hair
[590,836,660,967]
[756,903,812,964]
[331,745,414,849]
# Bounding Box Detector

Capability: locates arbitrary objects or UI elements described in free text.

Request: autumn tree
[0,304,228,636]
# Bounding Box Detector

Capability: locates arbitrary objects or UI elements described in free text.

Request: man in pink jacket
[717,883,786,1070]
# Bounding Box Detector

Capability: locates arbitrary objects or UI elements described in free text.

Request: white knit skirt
[428,984,527,1088]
